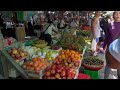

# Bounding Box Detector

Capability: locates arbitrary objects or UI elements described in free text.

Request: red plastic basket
[82,63,103,71]
[77,73,90,79]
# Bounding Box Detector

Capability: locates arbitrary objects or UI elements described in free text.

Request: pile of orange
[22,57,48,72]
[59,50,81,60]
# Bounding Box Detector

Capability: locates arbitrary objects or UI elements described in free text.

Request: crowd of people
[0,11,120,79]
[27,12,90,45]
[90,11,120,79]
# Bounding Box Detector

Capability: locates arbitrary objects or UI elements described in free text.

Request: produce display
[54,55,80,69]
[32,40,48,48]
[57,35,85,53]
[34,48,59,61]
[82,56,104,70]
[2,12,94,79]
[22,57,49,72]
[43,64,76,79]
[7,47,29,62]
[59,50,81,61]
[4,35,85,79]
[22,46,59,61]
[42,49,81,79]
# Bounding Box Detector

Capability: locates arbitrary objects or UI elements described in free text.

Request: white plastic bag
[91,38,97,51]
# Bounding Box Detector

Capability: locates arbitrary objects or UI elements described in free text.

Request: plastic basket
[25,69,45,78]
[25,61,53,79]
[24,41,32,46]
[82,63,103,71]
[84,69,99,79]
[77,73,90,79]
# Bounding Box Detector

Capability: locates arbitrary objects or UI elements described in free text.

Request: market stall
[0,11,106,79]
[0,32,87,79]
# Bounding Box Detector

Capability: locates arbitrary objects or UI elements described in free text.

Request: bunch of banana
[32,40,48,48]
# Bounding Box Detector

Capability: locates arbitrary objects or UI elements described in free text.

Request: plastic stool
[77,73,91,79]
[84,69,99,79]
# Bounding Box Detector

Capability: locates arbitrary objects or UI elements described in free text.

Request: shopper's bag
[91,38,97,51]
[39,24,51,40]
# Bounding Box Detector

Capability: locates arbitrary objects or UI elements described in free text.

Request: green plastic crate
[84,69,99,79]
[24,41,32,46]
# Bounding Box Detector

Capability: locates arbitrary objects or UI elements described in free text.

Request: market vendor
[39,20,58,46]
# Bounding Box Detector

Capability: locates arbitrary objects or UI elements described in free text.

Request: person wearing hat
[104,11,120,79]
[106,36,120,79]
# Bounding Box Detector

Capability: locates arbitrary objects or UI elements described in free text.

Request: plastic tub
[84,69,99,79]
[77,73,90,79]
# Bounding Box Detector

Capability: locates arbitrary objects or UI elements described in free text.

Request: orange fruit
[71,50,75,54]
[69,53,72,56]
[71,54,74,58]
[78,57,81,60]
[37,58,41,61]
[38,63,42,68]
[61,54,65,59]
[65,51,69,54]
[75,54,78,58]
[76,52,79,54]
[65,55,69,58]
[66,49,69,52]
[32,58,38,62]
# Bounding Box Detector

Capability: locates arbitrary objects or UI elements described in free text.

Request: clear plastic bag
[91,38,97,51]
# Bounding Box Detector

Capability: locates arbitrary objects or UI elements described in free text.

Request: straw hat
[106,37,120,69]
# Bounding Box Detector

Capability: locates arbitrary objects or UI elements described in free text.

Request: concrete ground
[98,53,118,79]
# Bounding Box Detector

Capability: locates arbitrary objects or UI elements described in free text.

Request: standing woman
[104,11,120,79]
[91,11,102,56]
